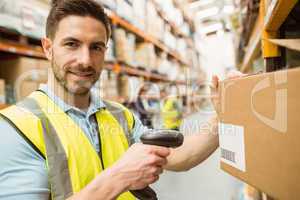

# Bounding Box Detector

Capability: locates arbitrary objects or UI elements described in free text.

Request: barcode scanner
[130,129,184,200]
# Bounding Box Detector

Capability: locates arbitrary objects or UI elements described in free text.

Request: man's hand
[111,143,170,191]
[211,75,220,115]
[67,143,169,200]
[211,71,246,115]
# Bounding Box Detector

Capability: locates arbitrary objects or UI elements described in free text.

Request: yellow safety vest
[162,98,182,129]
[0,91,135,200]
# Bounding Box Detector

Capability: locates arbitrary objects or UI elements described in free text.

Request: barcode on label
[221,148,236,163]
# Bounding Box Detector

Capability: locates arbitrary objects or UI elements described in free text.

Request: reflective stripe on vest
[0,91,135,200]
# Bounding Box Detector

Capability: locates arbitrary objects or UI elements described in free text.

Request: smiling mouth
[69,71,94,78]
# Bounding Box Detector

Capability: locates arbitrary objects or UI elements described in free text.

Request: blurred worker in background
[161,86,183,131]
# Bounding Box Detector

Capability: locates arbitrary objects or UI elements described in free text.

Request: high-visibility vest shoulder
[0,91,135,200]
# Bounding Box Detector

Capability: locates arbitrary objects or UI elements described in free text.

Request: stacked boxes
[114,28,136,66]
[0,0,50,39]
[97,0,116,10]
[146,1,164,40]
[132,0,146,31]
[0,79,6,104]
[97,70,118,100]
[135,43,157,70]
[116,0,134,23]
[0,57,49,102]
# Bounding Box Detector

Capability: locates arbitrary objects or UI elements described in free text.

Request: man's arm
[68,143,170,200]
[0,119,50,200]
[0,114,170,200]
[164,116,219,171]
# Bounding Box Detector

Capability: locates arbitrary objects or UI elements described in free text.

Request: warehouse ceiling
[184,0,237,36]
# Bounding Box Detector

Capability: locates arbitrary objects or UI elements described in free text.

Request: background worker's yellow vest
[162,98,182,129]
[0,91,136,200]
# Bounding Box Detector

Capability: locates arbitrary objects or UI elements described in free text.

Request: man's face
[47,16,107,95]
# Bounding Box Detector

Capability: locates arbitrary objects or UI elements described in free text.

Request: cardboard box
[17,80,42,101]
[0,57,49,102]
[0,57,49,84]
[0,79,6,104]
[219,67,300,200]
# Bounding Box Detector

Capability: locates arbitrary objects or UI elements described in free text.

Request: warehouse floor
[153,109,243,200]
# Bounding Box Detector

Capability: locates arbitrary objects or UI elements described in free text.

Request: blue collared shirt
[0,84,147,200]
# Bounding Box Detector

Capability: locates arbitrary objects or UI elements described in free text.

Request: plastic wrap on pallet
[97,70,118,100]
[116,0,134,23]
[164,25,177,50]
[114,28,136,66]
[156,53,171,76]
[176,38,187,61]
[135,43,156,70]
[0,0,49,39]
[104,38,115,62]
[95,0,116,10]
[146,1,165,41]
[179,22,191,36]
[114,28,128,62]
[132,0,146,31]
[127,33,136,66]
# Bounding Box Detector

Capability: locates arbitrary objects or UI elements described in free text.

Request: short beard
[51,57,95,96]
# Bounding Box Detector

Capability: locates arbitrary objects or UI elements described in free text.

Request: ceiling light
[199,22,223,35]
[188,0,215,10]
[223,5,235,14]
[196,7,219,20]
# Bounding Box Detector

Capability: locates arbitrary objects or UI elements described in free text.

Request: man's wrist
[77,166,129,200]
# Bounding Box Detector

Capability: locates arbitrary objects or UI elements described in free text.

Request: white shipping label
[219,122,246,172]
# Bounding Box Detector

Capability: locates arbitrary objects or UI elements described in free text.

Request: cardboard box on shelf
[135,43,157,70]
[114,28,128,63]
[98,70,119,100]
[104,38,115,62]
[0,57,49,84]
[0,79,6,104]
[219,67,300,200]
[0,57,49,102]
[0,0,50,39]
[96,0,116,10]
[164,25,177,50]
[116,0,133,23]
[17,80,45,101]
[132,0,146,31]
[114,29,136,65]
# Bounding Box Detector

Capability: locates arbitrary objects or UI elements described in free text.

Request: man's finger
[148,145,170,157]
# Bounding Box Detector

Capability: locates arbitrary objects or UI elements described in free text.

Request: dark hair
[46,0,111,40]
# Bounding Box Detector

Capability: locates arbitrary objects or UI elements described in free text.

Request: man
[0,0,220,199]
[161,86,183,131]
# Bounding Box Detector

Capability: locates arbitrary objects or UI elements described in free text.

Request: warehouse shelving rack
[241,0,299,73]
[0,5,193,108]
[0,8,190,83]
[106,8,189,66]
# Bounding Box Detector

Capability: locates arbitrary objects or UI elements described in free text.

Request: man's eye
[92,45,106,52]
[65,42,78,48]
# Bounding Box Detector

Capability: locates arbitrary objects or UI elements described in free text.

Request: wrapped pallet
[0,57,49,102]
[114,28,128,63]
[132,0,146,31]
[0,0,49,39]
[135,43,157,71]
[116,0,133,23]
[0,79,5,104]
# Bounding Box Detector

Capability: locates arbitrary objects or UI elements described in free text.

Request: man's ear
[41,37,53,61]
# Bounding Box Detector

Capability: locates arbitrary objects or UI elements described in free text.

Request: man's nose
[78,46,92,67]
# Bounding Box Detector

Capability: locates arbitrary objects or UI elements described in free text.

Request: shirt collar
[38,84,106,114]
